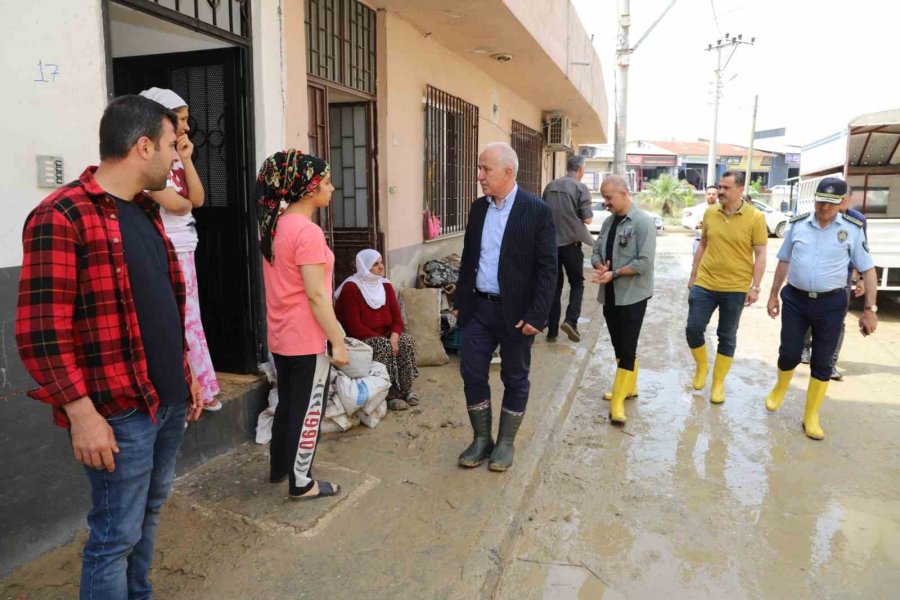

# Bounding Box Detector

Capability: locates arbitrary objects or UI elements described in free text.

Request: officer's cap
[814,177,847,204]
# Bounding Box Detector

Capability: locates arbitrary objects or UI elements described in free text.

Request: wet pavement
[496,232,900,599]
[3,232,899,600]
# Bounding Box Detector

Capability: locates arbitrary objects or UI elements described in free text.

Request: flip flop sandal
[290,480,341,501]
[405,391,420,406]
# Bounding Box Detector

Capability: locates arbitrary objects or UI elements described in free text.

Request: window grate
[117,0,250,41]
[305,0,376,95]
[424,85,479,238]
[511,120,542,195]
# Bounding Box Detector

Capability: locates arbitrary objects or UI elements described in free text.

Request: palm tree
[640,174,694,216]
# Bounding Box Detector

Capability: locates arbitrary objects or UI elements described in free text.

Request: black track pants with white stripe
[270,353,331,494]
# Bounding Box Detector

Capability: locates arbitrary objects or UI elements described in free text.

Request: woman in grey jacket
[591,176,657,424]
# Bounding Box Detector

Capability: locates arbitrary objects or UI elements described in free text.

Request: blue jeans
[685,285,746,357]
[80,400,187,600]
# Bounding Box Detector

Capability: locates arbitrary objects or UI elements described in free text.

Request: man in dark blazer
[454,142,557,472]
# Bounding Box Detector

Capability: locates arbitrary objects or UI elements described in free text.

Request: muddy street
[3,232,899,600]
[496,232,900,600]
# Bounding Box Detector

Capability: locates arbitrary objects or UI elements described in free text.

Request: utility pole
[613,0,679,181]
[705,33,755,187]
[613,0,630,177]
[745,94,759,188]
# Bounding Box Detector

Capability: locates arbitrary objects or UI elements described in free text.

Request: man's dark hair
[706,185,718,192]
[566,155,586,173]
[721,170,745,186]
[99,95,177,160]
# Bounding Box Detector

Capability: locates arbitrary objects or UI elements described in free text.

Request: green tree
[640,174,694,216]
[748,177,764,198]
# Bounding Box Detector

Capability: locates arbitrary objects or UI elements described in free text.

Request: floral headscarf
[257,149,330,263]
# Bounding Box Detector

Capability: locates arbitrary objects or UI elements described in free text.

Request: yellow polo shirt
[695,202,768,292]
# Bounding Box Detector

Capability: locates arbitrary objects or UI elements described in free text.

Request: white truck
[794,109,900,292]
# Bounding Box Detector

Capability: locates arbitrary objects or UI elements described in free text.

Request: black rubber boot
[458,407,494,468]
[488,410,524,472]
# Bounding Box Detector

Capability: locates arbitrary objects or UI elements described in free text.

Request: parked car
[644,210,665,232]
[681,203,709,231]
[681,200,787,238]
[749,199,789,238]
[587,198,663,235]
[588,200,610,235]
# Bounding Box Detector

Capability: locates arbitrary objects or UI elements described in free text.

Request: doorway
[108,2,260,374]
[306,81,379,284]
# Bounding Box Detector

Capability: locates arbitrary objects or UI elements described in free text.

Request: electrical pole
[705,33,755,187]
[613,0,679,182]
[613,0,630,177]
[745,94,759,188]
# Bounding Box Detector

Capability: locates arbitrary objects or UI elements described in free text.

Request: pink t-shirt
[262,213,334,356]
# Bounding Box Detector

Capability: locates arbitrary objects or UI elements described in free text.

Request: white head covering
[334,249,389,309]
[139,87,187,110]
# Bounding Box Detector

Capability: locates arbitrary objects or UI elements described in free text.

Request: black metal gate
[113,48,259,373]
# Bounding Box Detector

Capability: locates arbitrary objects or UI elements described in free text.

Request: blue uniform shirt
[476,184,518,294]
[777,212,874,293]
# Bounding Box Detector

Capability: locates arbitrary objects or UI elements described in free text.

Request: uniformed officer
[764,177,878,440]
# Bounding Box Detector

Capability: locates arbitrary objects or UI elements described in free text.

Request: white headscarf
[334,249,390,309]
[138,87,187,110]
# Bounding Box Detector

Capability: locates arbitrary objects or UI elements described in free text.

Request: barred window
[511,120,543,195]
[305,0,376,95]
[424,86,479,238]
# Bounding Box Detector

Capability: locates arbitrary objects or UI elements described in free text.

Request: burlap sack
[399,287,449,366]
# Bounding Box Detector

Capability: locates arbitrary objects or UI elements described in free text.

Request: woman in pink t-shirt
[258,149,349,501]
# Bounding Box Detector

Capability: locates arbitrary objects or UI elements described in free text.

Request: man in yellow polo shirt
[686,171,767,403]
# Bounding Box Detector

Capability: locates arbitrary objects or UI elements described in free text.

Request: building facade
[0,0,607,576]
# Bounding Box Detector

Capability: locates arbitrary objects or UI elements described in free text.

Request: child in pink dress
[140,87,221,411]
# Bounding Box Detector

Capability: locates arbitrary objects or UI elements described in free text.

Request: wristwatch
[865,305,878,313]
[612,269,621,280]
[749,285,761,293]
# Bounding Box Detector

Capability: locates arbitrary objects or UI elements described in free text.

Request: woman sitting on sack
[335,250,420,411]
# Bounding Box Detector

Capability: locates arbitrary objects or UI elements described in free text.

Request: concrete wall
[379,12,544,289]
[0,0,286,578]
[502,0,607,139]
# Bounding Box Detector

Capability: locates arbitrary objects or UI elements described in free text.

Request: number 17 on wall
[34,60,60,83]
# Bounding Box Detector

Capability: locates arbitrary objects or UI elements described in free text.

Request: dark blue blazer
[456,187,558,335]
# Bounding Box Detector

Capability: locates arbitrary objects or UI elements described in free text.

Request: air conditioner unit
[543,114,572,151]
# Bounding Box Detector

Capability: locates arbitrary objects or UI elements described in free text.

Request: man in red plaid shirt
[15,95,203,599]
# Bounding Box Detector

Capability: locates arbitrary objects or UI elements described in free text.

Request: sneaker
[547,334,558,343]
[560,321,581,343]
[202,399,223,412]
[830,367,843,381]
[800,348,811,364]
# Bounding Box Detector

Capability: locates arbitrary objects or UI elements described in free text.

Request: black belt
[474,289,501,303]
[788,284,845,299]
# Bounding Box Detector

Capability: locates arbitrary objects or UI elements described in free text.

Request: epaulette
[789,212,809,223]
[843,214,864,227]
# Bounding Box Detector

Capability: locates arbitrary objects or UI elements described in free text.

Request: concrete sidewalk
[0,276,604,600]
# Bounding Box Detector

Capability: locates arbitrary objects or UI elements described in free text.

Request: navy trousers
[777,285,848,382]
[460,295,535,413]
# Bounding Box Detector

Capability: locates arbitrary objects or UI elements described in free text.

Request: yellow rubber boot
[709,353,733,404]
[765,368,795,412]
[803,378,828,441]
[690,345,709,390]
[604,359,638,401]
[608,368,631,425]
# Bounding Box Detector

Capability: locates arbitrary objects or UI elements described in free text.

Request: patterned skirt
[178,251,220,404]
[363,332,419,398]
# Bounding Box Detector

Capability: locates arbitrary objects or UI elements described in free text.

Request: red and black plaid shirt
[15,167,190,428]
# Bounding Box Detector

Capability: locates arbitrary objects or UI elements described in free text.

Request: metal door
[112,48,259,373]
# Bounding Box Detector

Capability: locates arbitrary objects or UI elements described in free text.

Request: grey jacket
[591,203,656,306]
[541,175,595,246]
